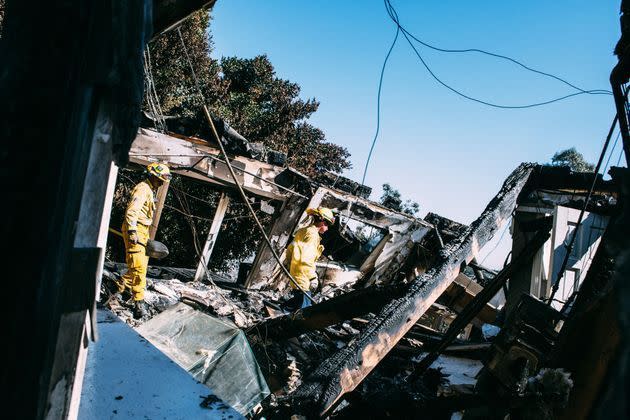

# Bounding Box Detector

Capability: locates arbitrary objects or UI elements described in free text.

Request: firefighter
[117,162,171,318]
[283,207,335,311]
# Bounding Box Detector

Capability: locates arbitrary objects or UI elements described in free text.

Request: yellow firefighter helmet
[306,207,336,225]
[147,162,172,182]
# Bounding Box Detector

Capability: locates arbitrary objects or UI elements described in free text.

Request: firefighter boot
[133,300,150,319]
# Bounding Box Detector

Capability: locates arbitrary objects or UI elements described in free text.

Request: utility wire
[480,218,512,265]
[617,147,625,167]
[362,0,613,192]
[385,0,611,96]
[603,130,621,174]
[360,20,400,187]
[384,0,611,109]
[143,46,167,132]
[173,189,247,319]
[176,27,315,303]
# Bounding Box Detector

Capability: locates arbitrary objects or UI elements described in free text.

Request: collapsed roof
[103,124,627,417]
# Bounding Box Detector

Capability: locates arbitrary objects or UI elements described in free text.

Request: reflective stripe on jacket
[286,225,324,291]
[124,180,156,230]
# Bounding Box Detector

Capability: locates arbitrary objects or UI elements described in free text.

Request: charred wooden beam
[409,225,552,380]
[193,192,230,282]
[392,342,491,360]
[291,163,535,416]
[522,164,618,196]
[250,283,408,340]
[130,128,293,200]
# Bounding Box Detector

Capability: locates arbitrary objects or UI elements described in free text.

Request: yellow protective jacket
[286,225,324,291]
[124,180,156,231]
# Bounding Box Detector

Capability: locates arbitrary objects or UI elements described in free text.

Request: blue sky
[210,0,622,268]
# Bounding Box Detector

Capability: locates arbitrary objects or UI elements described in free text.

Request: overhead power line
[617,146,625,167]
[385,0,611,96]
[361,17,400,188]
[603,130,621,174]
[384,0,612,109]
[480,218,512,265]
[361,1,612,187]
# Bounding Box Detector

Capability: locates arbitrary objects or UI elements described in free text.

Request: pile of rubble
[101,261,494,419]
[102,262,361,327]
[101,162,626,418]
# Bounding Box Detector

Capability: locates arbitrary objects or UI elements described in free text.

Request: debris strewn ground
[100,163,624,418]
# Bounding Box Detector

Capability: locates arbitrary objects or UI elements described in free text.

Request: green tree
[111,10,351,273]
[216,56,350,177]
[145,13,350,177]
[549,147,595,172]
[380,183,420,216]
[146,11,227,128]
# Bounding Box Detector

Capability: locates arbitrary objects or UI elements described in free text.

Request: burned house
[4,1,630,419]
[85,119,626,419]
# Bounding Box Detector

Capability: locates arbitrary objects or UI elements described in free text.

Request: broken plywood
[440,273,498,326]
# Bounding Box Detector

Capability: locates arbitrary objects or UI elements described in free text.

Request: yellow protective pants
[119,223,150,301]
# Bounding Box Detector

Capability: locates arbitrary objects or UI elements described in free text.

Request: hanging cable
[384,0,611,96]
[617,147,625,167]
[547,114,619,305]
[603,130,622,174]
[384,0,611,109]
[143,47,167,132]
[176,27,315,303]
[173,189,250,318]
[361,0,613,199]
[480,218,512,265]
[360,18,399,187]
[201,106,315,302]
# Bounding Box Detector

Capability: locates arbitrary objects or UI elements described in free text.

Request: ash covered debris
[100,259,487,418]
[8,0,629,417]
[103,261,284,328]
[100,162,625,419]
